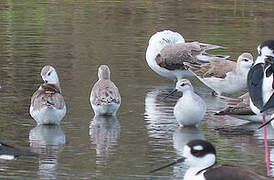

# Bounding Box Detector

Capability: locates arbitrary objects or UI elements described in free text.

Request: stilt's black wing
[0,141,39,158]
[247,63,264,110]
[261,93,274,113]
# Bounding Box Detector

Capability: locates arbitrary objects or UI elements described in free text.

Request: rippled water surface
[0,0,274,179]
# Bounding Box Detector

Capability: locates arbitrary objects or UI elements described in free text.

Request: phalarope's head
[41,65,59,84]
[237,53,254,70]
[98,65,111,80]
[176,79,193,92]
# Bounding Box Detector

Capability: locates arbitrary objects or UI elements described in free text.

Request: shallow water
[0,0,274,179]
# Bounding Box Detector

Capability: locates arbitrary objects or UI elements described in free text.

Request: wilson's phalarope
[30,65,66,125]
[215,92,262,122]
[186,53,254,96]
[165,79,206,127]
[146,30,228,81]
[150,139,272,180]
[90,65,121,116]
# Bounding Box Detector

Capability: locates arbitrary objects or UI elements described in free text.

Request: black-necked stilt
[150,139,272,179]
[146,30,228,81]
[247,40,274,128]
[0,141,38,160]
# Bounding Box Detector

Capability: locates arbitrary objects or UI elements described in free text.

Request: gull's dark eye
[181,83,185,87]
[47,71,52,76]
[243,59,249,62]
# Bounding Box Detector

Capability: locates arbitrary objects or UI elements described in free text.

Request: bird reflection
[173,127,205,155]
[172,127,205,178]
[29,125,65,179]
[89,115,120,160]
[254,124,274,176]
[144,84,178,139]
[219,123,274,177]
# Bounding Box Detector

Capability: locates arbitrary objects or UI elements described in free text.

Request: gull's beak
[149,157,185,173]
[258,117,274,129]
[161,89,178,101]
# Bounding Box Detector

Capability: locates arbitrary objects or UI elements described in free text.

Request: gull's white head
[98,65,111,80]
[41,65,59,84]
[176,79,193,92]
[183,139,216,168]
[237,52,254,71]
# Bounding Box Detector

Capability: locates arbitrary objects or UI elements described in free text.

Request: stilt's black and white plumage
[247,40,274,127]
[0,141,38,160]
[150,139,273,180]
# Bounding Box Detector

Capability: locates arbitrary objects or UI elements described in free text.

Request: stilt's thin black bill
[161,89,177,101]
[258,117,274,129]
[149,157,185,173]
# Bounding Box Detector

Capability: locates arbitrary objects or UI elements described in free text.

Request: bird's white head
[237,52,254,71]
[183,140,216,168]
[98,65,111,80]
[256,40,274,64]
[176,79,193,92]
[149,140,216,174]
[41,65,59,84]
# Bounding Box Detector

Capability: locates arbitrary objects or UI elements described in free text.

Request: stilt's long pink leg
[263,115,270,176]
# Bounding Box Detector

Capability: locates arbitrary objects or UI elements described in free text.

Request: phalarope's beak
[161,89,177,101]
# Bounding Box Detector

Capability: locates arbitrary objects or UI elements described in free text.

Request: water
[0,0,274,179]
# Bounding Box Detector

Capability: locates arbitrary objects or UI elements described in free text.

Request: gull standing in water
[146,30,228,81]
[90,65,121,116]
[30,65,66,125]
[165,79,206,127]
[186,53,254,96]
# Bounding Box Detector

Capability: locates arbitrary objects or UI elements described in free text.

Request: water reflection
[144,84,178,139]
[89,115,120,160]
[171,127,205,178]
[254,125,274,176]
[173,127,205,155]
[29,125,65,179]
